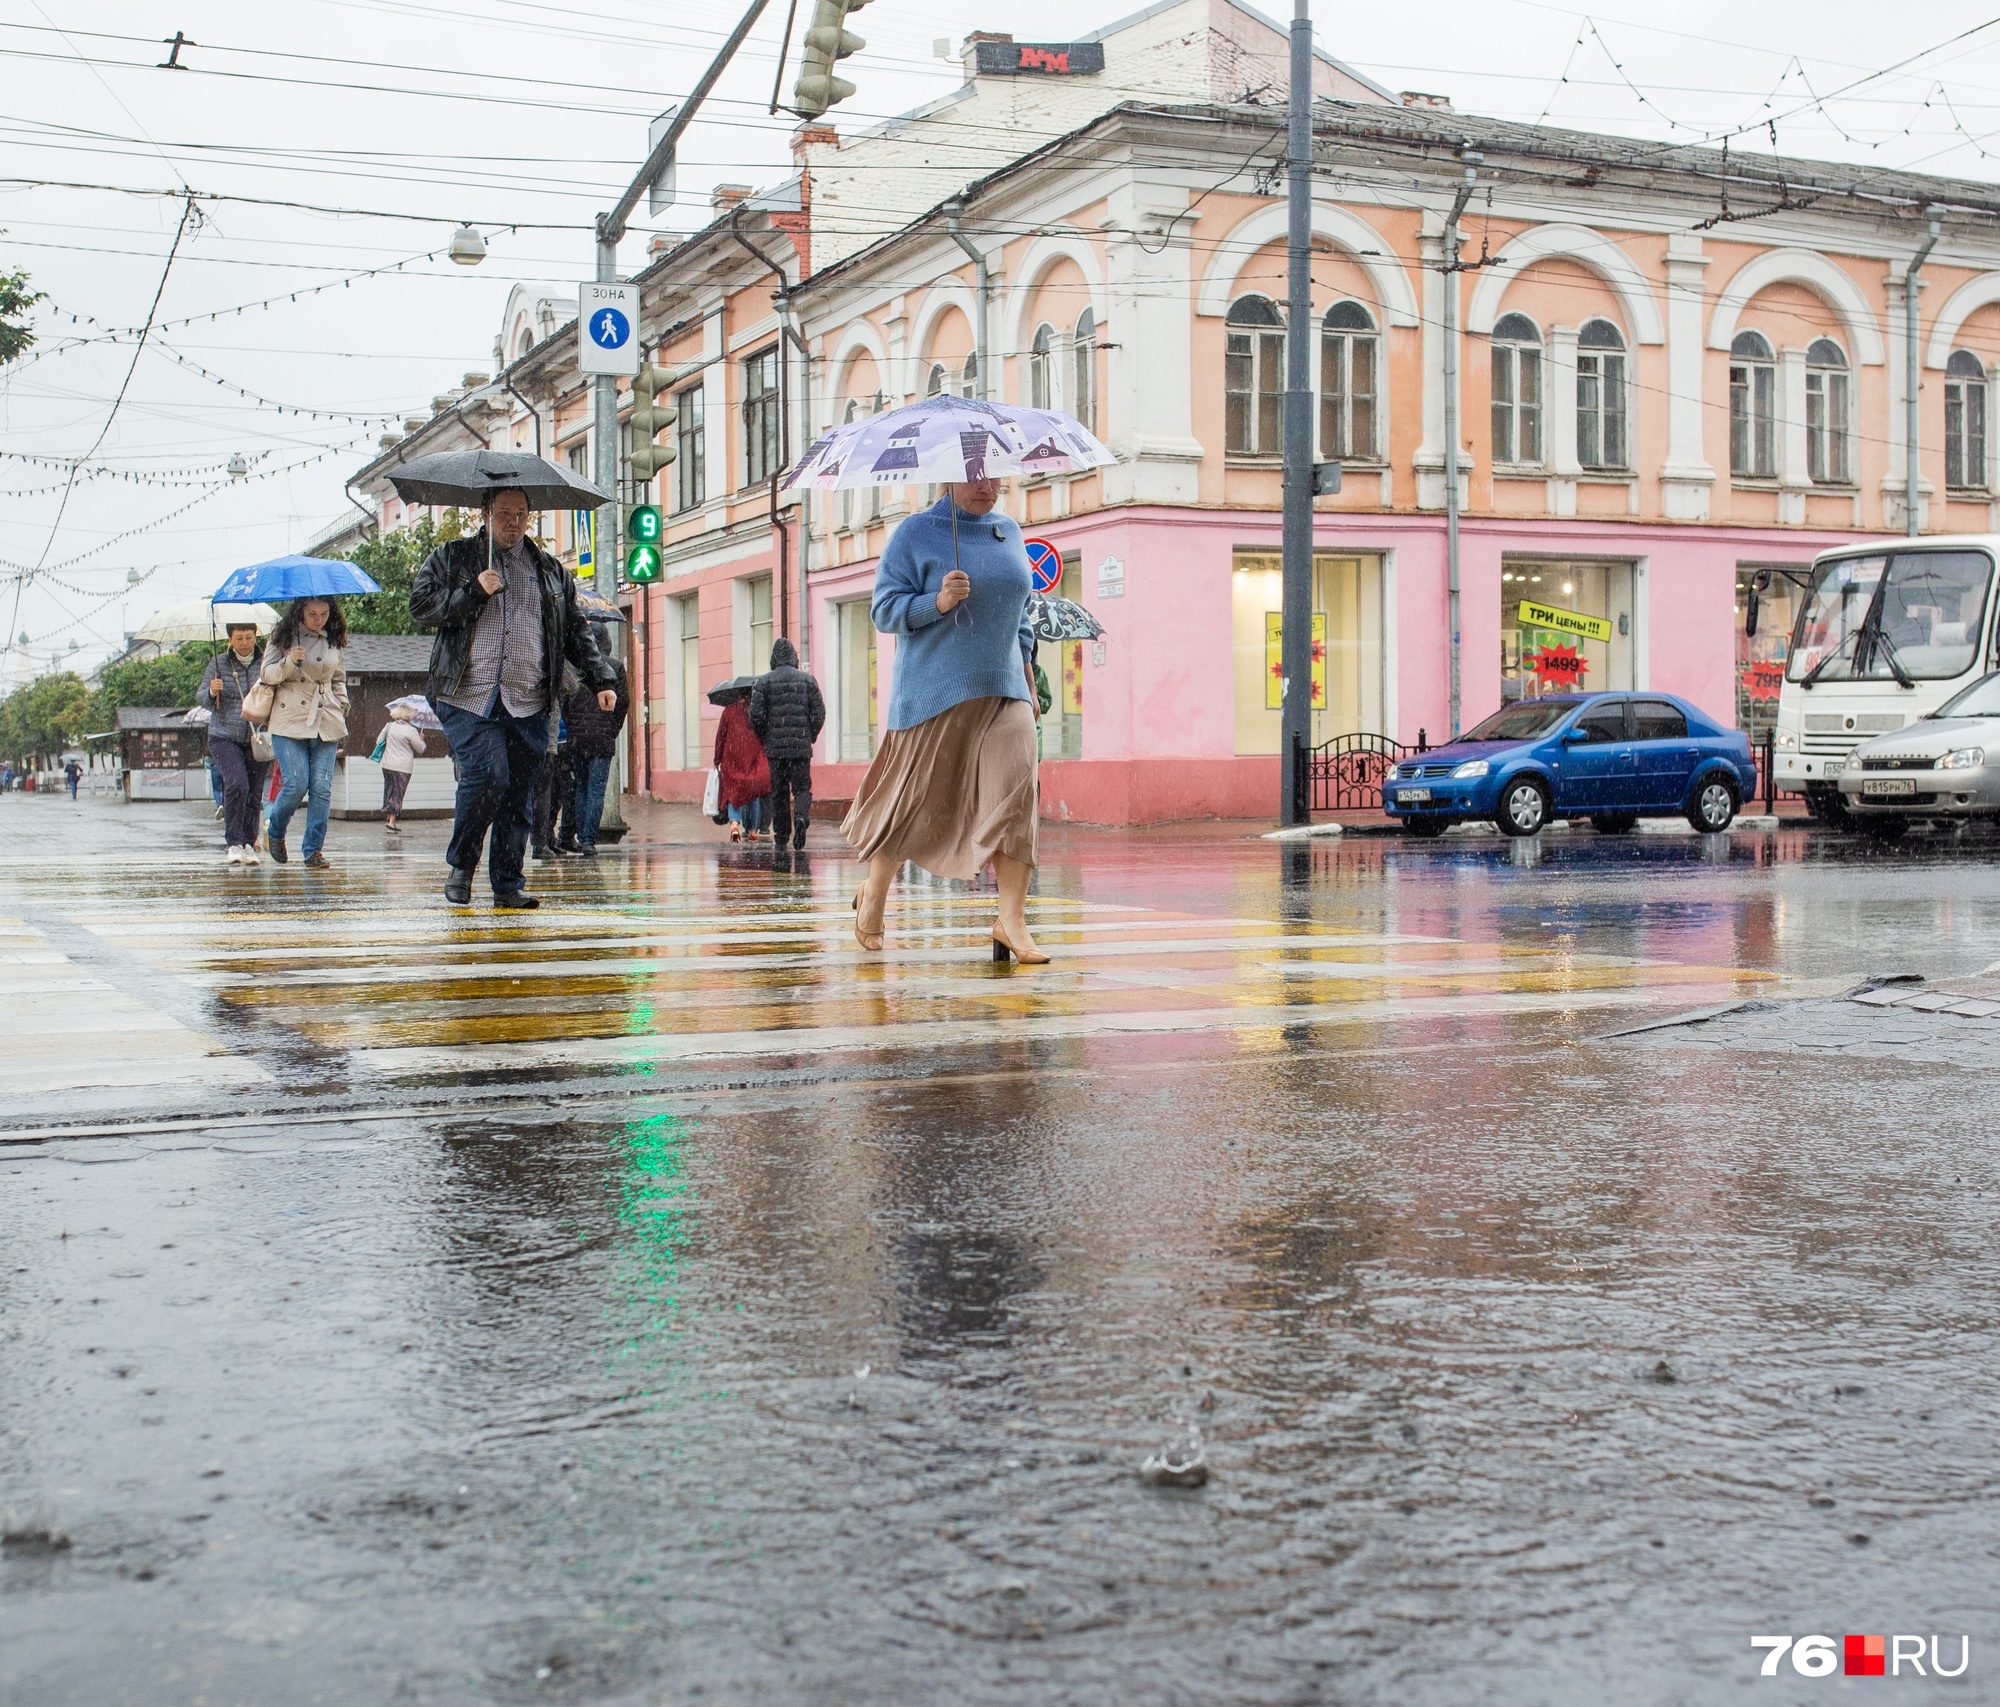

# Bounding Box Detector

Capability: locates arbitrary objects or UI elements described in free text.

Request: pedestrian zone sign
[579,282,639,376]
[574,509,594,572]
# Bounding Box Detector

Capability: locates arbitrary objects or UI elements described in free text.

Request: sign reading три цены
[1517,599,1614,644]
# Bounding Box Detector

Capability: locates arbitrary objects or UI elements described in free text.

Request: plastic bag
[702,766,721,818]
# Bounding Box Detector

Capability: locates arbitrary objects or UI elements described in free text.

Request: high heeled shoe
[991,926,1049,965]
[853,889,883,952]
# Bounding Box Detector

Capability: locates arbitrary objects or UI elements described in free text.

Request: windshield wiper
[1869,627,1915,688]
[1800,629,1862,686]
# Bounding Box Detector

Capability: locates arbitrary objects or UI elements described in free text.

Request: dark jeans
[571,754,612,848]
[436,699,549,895]
[768,755,812,848]
[210,737,270,848]
[532,745,571,851]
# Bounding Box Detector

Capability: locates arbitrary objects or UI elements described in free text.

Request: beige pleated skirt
[844,696,1038,879]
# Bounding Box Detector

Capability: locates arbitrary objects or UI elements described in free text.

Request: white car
[1838,670,2000,837]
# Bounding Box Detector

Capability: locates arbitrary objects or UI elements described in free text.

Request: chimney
[792,121,839,162]
[462,371,490,389]
[710,183,753,212]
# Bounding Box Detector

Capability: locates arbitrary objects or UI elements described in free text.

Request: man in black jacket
[563,647,629,856]
[410,488,616,907]
[748,637,825,852]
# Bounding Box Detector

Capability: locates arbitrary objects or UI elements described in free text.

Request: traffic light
[625,504,663,584]
[628,363,677,486]
[794,0,869,119]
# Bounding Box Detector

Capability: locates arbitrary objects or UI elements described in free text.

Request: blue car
[1381,692,1757,838]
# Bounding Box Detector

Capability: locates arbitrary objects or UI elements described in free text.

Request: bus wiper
[1800,629,1862,686]
[1869,627,1915,688]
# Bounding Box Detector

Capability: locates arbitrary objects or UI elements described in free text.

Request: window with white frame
[1318,300,1377,461]
[1947,348,1989,490]
[837,599,878,761]
[838,398,858,532]
[961,351,978,397]
[1071,309,1096,434]
[1730,330,1776,479]
[1490,311,1543,465]
[926,362,948,397]
[674,385,705,513]
[1029,323,1055,411]
[1805,338,1851,485]
[1576,319,1628,470]
[1225,295,1284,456]
[868,393,884,522]
[742,347,781,486]
[676,593,701,770]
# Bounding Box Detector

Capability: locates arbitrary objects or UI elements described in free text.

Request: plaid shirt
[439,539,546,716]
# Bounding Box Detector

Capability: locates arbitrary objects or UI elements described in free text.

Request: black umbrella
[705,675,758,705]
[386,449,610,511]
[1029,593,1105,642]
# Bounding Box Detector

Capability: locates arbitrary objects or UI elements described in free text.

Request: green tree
[91,640,215,729]
[0,255,45,363]
[0,672,93,765]
[338,509,465,634]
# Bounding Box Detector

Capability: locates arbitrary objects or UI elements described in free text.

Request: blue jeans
[435,699,548,895]
[728,796,768,832]
[571,755,612,848]
[267,736,336,857]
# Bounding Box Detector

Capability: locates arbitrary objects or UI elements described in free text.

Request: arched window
[1805,338,1850,485]
[1319,300,1377,460]
[517,327,533,360]
[926,362,947,398]
[839,398,858,532]
[1947,349,1988,490]
[1071,308,1096,435]
[1225,295,1284,455]
[961,350,978,398]
[1029,323,1055,411]
[1490,311,1542,465]
[1730,330,1776,478]
[1576,319,1627,470]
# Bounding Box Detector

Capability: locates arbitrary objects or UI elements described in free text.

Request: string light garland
[0,447,273,486]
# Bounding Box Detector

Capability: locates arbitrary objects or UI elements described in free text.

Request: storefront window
[1735,565,1802,737]
[1231,550,1384,754]
[1037,555,1084,760]
[837,599,877,762]
[1499,562,1634,701]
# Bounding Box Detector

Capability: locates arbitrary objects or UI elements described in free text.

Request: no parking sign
[1023,536,1062,593]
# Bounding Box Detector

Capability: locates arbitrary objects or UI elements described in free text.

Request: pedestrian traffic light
[794,0,869,118]
[625,540,662,584]
[628,363,677,484]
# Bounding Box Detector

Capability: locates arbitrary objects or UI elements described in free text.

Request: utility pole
[1278,0,1314,827]
[591,0,774,831]
[1440,150,1480,741]
[1906,206,1943,538]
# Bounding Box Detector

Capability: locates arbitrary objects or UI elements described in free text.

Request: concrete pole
[1441,154,1479,740]
[1278,0,1314,827]
[1906,207,1942,538]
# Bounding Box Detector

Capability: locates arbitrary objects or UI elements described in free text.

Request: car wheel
[1856,813,1909,841]
[1590,812,1638,835]
[1496,777,1551,837]
[1686,775,1738,833]
[1806,785,1850,828]
[1403,817,1450,839]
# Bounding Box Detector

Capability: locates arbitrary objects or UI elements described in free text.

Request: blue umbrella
[210,554,380,604]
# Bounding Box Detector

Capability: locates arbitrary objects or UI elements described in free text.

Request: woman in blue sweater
[845,475,1047,963]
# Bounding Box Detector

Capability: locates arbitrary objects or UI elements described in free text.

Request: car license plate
[1399,787,1432,803]
[1864,778,1916,797]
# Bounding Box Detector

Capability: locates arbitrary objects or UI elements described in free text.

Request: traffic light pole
[589,0,774,834]
[1278,0,1314,827]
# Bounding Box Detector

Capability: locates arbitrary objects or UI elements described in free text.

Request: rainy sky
[6,0,2000,671]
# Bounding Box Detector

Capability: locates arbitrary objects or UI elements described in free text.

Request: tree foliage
[0,256,45,364]
[91,640,215,727]
[0,672,93,764]
[338,509,465,634]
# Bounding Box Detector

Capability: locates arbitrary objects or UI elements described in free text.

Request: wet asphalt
[3,793,1999,1705]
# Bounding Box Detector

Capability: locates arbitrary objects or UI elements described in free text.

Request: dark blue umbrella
[211,554,380,604]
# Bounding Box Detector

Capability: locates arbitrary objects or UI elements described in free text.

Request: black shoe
[267,835,288,865]
[793,835,808,852]
[571,844,597,859]
[445,868,472,906]
[554,840,581,856]
[493,890,540,909]
[530,843,552,860]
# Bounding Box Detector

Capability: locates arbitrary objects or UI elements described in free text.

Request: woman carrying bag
[375,703,426,833]
[260,596,350,869]
[198,621,272,866]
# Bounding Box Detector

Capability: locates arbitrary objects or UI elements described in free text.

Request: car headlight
[1937,746,1987,770]
[1451,759,1489,779]
[1775,731,1796,750]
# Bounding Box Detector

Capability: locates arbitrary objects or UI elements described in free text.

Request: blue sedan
[1381,692,1758,838]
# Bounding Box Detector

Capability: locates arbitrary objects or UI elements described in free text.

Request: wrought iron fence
[1308,731,1424,813]
[1752,732,1805,814]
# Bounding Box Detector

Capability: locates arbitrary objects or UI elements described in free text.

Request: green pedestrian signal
[628,503,662,545]
[625,541,662,584]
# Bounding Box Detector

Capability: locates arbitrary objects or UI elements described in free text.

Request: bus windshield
[1787,550,1994,682]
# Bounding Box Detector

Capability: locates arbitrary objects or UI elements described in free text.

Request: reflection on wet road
[4,802,1999,1704]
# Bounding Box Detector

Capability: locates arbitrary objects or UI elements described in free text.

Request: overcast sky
[7,0,2000,670]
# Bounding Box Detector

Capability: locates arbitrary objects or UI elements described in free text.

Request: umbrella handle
[949,502,972,630]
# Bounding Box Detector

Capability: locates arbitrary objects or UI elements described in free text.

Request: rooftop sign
[973,41,1106,77]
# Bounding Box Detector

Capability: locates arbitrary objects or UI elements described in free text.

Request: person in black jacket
[748,637,825,852]
[564,646,629,856]
[410,487,615,908]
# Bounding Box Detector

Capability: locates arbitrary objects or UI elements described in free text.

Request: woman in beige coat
[260,596,350,868]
